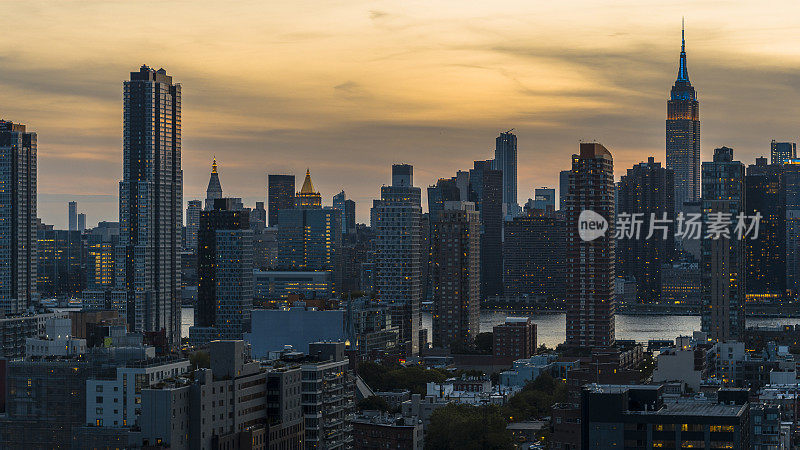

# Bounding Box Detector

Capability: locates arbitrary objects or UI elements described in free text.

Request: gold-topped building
[295,168,322,208]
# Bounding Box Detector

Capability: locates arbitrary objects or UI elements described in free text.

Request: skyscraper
[785,162,800,297]
[616,157,675,304]
[205,158,222,210]
[770,140,796,165]
[494,130,518,215]
[332,190,356,235]
[0,120,37,316]
[503,215,566,301]
[77,213,86,233]
[295,169,322,209]
[745,158,785,302]
[666,25,700,214]
[373,164,422,355]
[276,207,343,295]
[431,201,480,349]
[185,200,202,251]
[533,187,556,213]
[191,198,253,344]
[701,147,745,342]
[68,201,77,231]
[268,174,295,227]
[565,143,615,348]
[469,159,503,299]
[117,65,182,345]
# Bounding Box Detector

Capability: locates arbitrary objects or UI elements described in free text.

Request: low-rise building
[352,411,423,450]
[24,316,86,357]
[0,311,67,358]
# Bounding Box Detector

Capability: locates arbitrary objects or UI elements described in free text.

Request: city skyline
[7,2,800,227]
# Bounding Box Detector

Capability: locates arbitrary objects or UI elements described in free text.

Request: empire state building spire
[677,19,689,82]
[666,21,700,214]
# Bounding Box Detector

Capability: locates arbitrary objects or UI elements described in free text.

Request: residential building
[0,120,37,315]
[469,159,504,299]
[253,270,332,301]
[745,157,785,303]
[373,164,422,356]
[701,146,746,342]
[616,157,675,304]
[431,201,480,349]
[565,143,616,348]
[493,317,537,360]
[117,65,182,345]
[352,412,423,450]
[503,214,566,301]
[277,207,342,295]
[185,199,202,251]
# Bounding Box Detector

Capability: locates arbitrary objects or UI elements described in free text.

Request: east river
[180,307,800,348]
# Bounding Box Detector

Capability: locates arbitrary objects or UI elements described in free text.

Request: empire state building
[666,25,700,213]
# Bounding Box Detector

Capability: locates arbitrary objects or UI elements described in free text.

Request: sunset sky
[5,0,800,227]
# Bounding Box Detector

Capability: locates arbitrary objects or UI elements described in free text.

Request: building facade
[373,164,422,356]
[503,215,566,301]
[268,174,295,227]
[701,147,746,342]
[431,202,480,349]
[117,65,182,345]
[494,130,518,215]
[0,120,37,315]
[666,27,700,214]
[565,143,616,348]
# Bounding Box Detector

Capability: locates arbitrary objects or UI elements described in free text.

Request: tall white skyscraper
[117,65,182,345]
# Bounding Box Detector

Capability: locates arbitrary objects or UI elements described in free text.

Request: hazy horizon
[5,1,800,227]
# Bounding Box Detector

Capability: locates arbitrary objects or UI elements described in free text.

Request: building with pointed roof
[295,168,322,209]
[666,22,700,214]
[205,158,222,210]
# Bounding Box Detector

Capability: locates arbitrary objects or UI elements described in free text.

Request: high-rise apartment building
[68,201,78,231]
[666,26,700,214]
[117,65,182,345]
[469,160,503,299]
[204,158,222,210]
[295,169,322,209]
[503,215,566,301]
[333,190,356,235]
[0,120,37,316]
[701,147,746,342]
[191,199,252,344]
[36,225,83,297]
[185,200,202,251]
[373,164,422,355]
[77,213,86,233]
[745,157,785,302]
[565,143,615,348]
[770,140,796,165]
[268,174,295,227]
[616,157,675,304]
[494,130,518,215]
[431,202,480,349]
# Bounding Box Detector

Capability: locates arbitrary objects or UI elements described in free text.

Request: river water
[180,307,800,349]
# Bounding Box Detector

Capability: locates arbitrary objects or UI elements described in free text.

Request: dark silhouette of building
[193,198,252,343]
[701,147,746,342]
[666,25,700,214]
[503,215,566,301]
[495,130,519,215]
[616,157,675,304]
[566,143,616,348]
[470,159,504,299]
[745,157,785,303]
[36,225,83,297]
[116,65,182,345]
[268,174,295,227]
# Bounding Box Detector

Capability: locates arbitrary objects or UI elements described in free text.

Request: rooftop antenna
[682,17,685,52]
